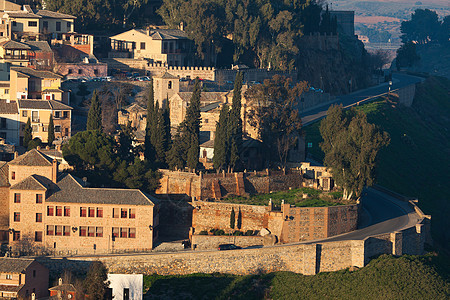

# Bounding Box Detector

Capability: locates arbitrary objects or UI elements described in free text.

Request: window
[13,231,20,241]
[55,125,61,132]
[120,228,128,238]
[54,111,60,118]
[55,225,62,236]
[78,69,83,74]
[79,226,87,237]
[22,111,27,117]
[35,231,42,242]
[140,42,145,50]
[28,21,37,27]
[67,22,71,31]
[63,111,68,118]
[56,206,62,216]
[129,228,136,238]
[11,172,15,180]
[63,226,70,236]
[88,207,95,217]
[36,194,42,203]
[88,226,95,237]
[129,208,136,219]
[46,225,54,236]
[112,227,119,238]
[14,193,20,203]
[96,227,103,237]
[33,270,36,277]
[13,212,20,222]
[96,207,103,218]
[12,21,16,27]
[68,68,73,74]
[168,81,172,89]
[94,69,98,75]
[32,125,39,132]
[47,206,54,216]
[6,274,12,279]
[36,213,42,223]
[56,21,61,31]
[0,118,6,129]
[5,89,8,94]
[121,208,127,218]
[64,206,70,217]
[80,207,87,217]
[112,208,119,218]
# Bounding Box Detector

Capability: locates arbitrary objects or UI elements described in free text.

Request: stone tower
[153,72,179,107]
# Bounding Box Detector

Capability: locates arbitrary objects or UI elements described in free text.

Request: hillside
[143,254,450,299]
[304,76,450,250]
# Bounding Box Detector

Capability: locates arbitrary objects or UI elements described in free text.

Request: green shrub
[199,230,208,235]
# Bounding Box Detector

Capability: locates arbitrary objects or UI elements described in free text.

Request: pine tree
[145,81,157,161]
[230,208,235,229]
[86,90,102,131]
[23,117,32,148]
[213,104,229,170]
[228,72,243,170]
[48,114,55,146]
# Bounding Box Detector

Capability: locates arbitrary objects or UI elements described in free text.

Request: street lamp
[388,81,393,93]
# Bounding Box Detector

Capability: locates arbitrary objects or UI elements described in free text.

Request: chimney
[52,159,58,183]
[58,278,63,285]
[179,22,184,31]
[14,151,18,159]
[36,146,41,150]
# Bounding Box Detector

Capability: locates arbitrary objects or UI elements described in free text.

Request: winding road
[300,72,425,125]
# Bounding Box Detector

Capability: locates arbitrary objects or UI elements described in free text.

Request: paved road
[301,73,425,125]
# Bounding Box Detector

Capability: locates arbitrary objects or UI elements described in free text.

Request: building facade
[6,149,159,255]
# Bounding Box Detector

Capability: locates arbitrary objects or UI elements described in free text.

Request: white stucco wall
[107,274,143,300]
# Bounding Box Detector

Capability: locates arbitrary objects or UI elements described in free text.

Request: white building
[107,274,143,300]
[0,99,19,145]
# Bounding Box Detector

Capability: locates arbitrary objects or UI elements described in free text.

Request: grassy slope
[304,76,450,249]
[143,255,450,299]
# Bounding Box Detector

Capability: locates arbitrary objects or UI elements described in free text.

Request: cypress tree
[181,78,201,170]
[167,131,184,170]
[213,104,229,170]
[230,208,235,229]
[48,114,55,146]
[162,97,171,155]
[237,208,242,229]
[23,117,32,148]
[86,90,102,131]
[154,102,166,166]
[145,81,157,161]
[228,72,243,170]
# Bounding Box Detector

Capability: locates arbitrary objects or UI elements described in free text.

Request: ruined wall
[156,170,201,199]
[191,234,273,250]
[192,201,268,233]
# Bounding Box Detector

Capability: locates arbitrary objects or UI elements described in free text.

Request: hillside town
[0,0,443,298]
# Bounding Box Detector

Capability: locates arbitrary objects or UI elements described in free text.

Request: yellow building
[17,99,72,144]
[0,39,30,81]
[110,28,193,66]
[9,67,66,103]
[0,2,75,40]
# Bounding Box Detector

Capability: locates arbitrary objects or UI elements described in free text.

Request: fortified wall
[191,201,359,245]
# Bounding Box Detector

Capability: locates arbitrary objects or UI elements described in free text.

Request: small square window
[78,69,82,74]
[64,206,70,217]
[56,206,62,216]
[14,193,20,203]
[46,225,54,236]
[80,207,87,217]
[13,231,20,241]
[79,226,87,237]
[63,226,70,236]
[97,208,103,218]
[35,231,42,242]
[121,208,127,218]
[36,194,43,203]
[96,227,103,237]
[36,213,42,222]
[22,111,27,117]
[129,228,136,238]
[13,212,20,222]
[47,206,54,216]
[11,172,15,180]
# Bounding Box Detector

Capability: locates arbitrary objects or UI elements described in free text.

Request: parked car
[218,244,242,251]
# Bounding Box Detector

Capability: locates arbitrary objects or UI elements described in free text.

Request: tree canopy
[320,105,390,200]
[86,90,102,131]
[246,75,307,169]
[48,114,55,146]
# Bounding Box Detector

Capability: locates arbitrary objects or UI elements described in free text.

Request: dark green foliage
[213,104,229,170]
[28,138,42,150]
[145,81,156,162]
[245,76,307,169]
[154,101,167,166]
[230,208,235,229]
[186,135,199,170]
[47,115,55,146]
[198,230,208,235]
[113,158,161,192]
[320,105,390,200]
[158,0,327,70]
[237,209,242,230]
[83,261,109,300]
[143,254,450,299]
[167,131,185,170]
[86,90,102,131]
[117,121,135,163]
[23,117,32,148]
[401,9,441,44]
[396,42,421,70]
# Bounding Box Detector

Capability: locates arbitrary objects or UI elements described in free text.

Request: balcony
[3,54,28,60]
[31,118,40,123]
